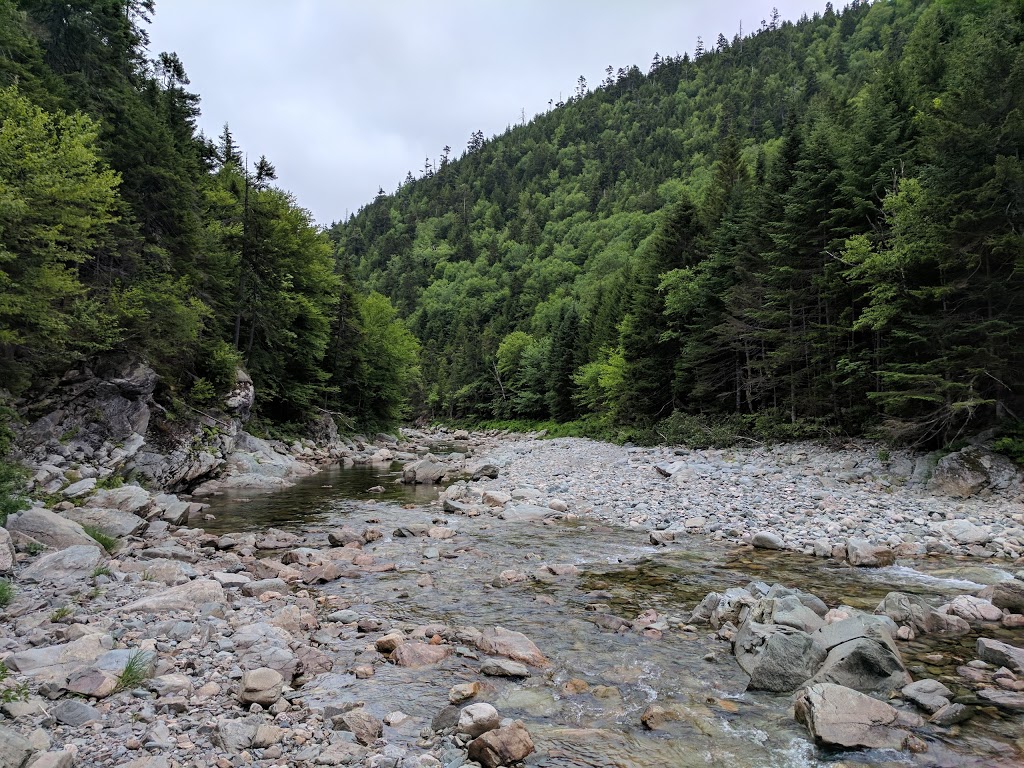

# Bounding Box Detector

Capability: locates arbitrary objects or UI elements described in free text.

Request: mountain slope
[334,0,1024,446]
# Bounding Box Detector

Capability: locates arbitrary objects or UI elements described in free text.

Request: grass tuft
[0,580,12,608]
[82,525,118,553]
[115,649,154,692]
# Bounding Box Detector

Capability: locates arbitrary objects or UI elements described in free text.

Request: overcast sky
[147,1,826,226]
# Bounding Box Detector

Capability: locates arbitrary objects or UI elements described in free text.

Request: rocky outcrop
[928,446,1021,498]
[795,683,923,750]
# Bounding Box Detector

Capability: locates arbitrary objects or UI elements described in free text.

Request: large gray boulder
[0,724,34,768]
[20,545,104,585]
[976,638,1024,672]
[6,508,96,550]
[795,682,923,751]
[85,485,152,515]
[846,538,895,567]
[810,635,911,695]
[733,620,826,692]
[0,527,16,574]
[65,507,147,538]
[929,446,1020,497]
[119,579,225,614]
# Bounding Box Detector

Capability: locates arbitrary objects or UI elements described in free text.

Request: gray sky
[147,1,826,226]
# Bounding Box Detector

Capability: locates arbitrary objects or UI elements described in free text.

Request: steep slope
[334,0,1024,446]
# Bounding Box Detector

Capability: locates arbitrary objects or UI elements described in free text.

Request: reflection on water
[198,463,1024,768]
[196,462,439,534]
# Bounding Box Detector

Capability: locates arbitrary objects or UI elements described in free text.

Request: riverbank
[438,432,1024,564]
[0,428,1021,767]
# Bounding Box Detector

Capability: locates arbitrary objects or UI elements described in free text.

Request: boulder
[0,527,17,574]
[733,620,826,692]
[20,545,103,585]
[468,460,499,480]
[391,642,451,668]
[65,506,147,538]
[929,446,1019,497]
[795,682,923,751]
[481,659,530,678]
[0,725,34,768]
[499,504,557,523]
[976,689,1024,712]
[901,679,952,714]
[476,626,547,666]
[811,636,911,695]
[6,507,96,549]
[216,717,259,753]
[52,699,100,726]
[978,580,1024,614]
[238,667,284,706]
[334,708,383,745]
[875,592,970,635]
[943,595,1004,623]
[458,702,501,738]
[86,485,152,515]
[119,579,225,614]
[467,721,534,768]
[846,538,895,568]
[976,638,1024,672]
[751,532,784,550]
[6,633,109,683]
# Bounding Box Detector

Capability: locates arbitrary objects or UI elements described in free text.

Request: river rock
[846,538,895,567]
[499,503,557,523]
[239,667,284,706]
[20,545,103,584]
[930,702,974,726]
[943,595,1004,623]
[977,688,1024,711]
[875,592,970,635]
[458,702,501,737]
[476,626,547,666]
[751,532,783,550]
[335,708,383,745]
[52,699,101,726]
[467,721,534,768]
[481,659,530,678]
[795,682,923,751]
[65,506,147,538]
[391,642,451,667]
[469,460,499,480]
[119,579,225,613]
[811,635,911,695]
[733,620,826,692]
[0,528,14,574]
[902,679,952,714]
[978,580,1024,613]
[6,507,96,549]
[976,638,1024,672]
[0,725,33,768]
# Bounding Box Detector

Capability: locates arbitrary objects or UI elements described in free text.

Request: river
[200,461,1024,768]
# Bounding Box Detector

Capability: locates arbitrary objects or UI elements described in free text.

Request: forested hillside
[334,0,1024,447]
[0,0,419,433]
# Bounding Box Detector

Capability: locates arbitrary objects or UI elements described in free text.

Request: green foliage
[993,422,1024,467]
[0,662,28,704]
[91,565,113,578]
[0,5,426,435]
[114,649,153,692]
[0,85,120,390]
[0,580,13,608]
[334,1,1024,446]
[82,525,117,553]
[48,605,72,622]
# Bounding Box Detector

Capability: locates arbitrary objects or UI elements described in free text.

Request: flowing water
[200,464,1024,768]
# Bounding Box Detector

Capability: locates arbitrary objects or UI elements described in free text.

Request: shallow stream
[201,464,1024,768]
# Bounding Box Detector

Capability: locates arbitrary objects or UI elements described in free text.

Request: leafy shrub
[993,421,1024,466]
[0,580,13,607]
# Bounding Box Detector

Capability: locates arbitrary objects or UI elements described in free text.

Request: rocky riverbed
[0,427,1021,768]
